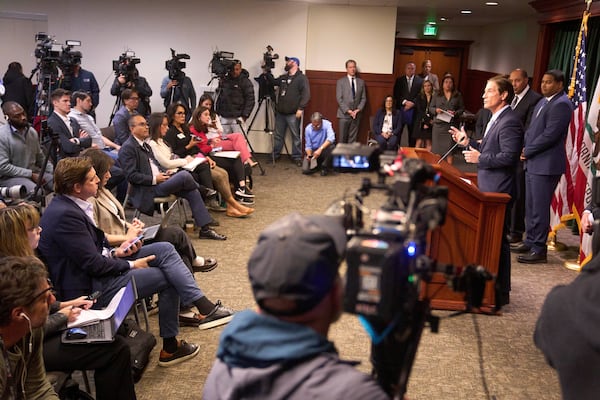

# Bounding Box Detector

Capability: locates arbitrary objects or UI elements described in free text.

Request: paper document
[67,286,126,328]
[182,157,207,171]
[435,110,453,123]
[212,150,241,159]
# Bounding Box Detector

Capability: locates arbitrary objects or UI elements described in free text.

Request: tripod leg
[237,120,265,176]
[109,95,122,126]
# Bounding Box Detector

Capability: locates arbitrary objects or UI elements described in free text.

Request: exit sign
[423,24,438,36]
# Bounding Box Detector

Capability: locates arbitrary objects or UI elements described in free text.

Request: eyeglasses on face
[27,278,56,305]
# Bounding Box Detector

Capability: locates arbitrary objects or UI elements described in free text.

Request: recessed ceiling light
[461,10,472,14]
[486,2,499,5]
[428,21,437,25]
[440,17,448,21]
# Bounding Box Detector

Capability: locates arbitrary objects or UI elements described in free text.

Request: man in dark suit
[393,62,423,147]
[118,114,226,240]
[507,69,543,244]
[47,88,92,160]
[336,59,366,143]
[512,70,573,263]
[38,157,234,366]
[451,75,522,309]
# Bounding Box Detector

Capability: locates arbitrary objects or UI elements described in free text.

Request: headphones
[19,313,33,353]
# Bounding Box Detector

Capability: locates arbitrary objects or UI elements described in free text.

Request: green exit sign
[423,24,437,36]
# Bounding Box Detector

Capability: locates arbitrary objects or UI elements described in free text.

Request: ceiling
[269,0,538,27]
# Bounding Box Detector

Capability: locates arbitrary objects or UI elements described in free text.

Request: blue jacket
[203,310,388,399]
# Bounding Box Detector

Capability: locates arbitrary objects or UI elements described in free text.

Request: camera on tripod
[261,45,279,71]
[330,144,493,397]
[210,50,237,78]
[165,48,190,82]
[57,40,82,90]
[112,51,141,82]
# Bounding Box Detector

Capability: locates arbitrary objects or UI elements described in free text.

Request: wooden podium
[407,148,510,312]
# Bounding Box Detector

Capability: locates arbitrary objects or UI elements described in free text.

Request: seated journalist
[203,213,388,399]
[37,157,234,367]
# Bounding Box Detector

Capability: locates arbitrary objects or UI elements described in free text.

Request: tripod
[108,93,122,126]
[28,121,60,207]
[247,95,288,165]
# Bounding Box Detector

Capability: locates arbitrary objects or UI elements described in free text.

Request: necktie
[484,119,495,137]
[351,77,356,99]
[407,77,412,92]
[535,98,549,118]
[511,95,518,109]
[143,143,164,172]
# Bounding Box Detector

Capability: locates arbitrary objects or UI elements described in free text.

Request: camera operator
[263,56,310,166]
[64,60,100,119]
[1,62,35,120]
[215,61,255,134]
[160,76,196,121]
[110,64,152,117]
[203,213,388,399]
[0,101,54,195]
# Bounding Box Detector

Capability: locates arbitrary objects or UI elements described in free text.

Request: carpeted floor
[112,154,577,400]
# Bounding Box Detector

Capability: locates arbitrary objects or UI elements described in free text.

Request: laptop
[61,278,136,344]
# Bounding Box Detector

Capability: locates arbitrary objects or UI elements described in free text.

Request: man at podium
[450,75,523,309]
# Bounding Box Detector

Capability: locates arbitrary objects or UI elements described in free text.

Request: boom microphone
[437,135,465,164]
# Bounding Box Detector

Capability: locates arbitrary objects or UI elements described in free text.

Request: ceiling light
[461,10,472,14]
[486,2,499,5]
[440,17,448,21]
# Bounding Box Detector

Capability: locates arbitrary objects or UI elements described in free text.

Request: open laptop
[61,278,136,344]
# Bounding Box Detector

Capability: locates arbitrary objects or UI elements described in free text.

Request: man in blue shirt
[303,112,336,176]
[64,62,100,118]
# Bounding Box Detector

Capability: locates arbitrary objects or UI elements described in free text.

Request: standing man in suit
[336,59,366,143]
[451,75,522,309]
[393,62,423,147]
[47,88,92,160]
[507,69,543,244]
[512,70,573,263]
[419,59,439,91]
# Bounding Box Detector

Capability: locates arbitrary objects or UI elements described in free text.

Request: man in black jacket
[216,61,255,134]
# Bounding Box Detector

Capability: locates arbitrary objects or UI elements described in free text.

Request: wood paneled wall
[304,71,394,144]
[463,69,500,113]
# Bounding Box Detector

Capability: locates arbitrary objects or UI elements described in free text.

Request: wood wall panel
[462,70,499,114]
[305,70,394,144]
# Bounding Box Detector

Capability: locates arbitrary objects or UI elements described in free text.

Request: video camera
[210,50,237,78]
[330,144,493,398]
[112,51,141,82]
[165,48,190,82]
[33,33,82,82]
[261,45,279,71]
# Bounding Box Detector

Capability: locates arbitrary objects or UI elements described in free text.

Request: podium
[407,148,510,312]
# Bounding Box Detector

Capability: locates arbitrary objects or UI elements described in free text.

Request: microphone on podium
[437,134,466,164]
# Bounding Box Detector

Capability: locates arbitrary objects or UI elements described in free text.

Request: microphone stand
[437,134,468,164]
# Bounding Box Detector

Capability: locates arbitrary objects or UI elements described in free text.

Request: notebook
[62,278,136,344]
[142,224,160,241]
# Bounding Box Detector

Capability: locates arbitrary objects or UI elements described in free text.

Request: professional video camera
[112,51,141,83]
[330,144,493,398]
[57,40,82,90]
[261,45,279,72]
[165,48,190,82]
[210,50,237,78]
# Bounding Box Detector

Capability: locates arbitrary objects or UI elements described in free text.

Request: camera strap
[358,314,400,345]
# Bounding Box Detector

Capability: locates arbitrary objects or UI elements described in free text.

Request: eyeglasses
[133,122,148,127]
[27,278,56,305]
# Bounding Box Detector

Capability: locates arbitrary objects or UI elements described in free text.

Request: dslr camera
[210,50,237,78]
[112,51,141,82]
[165,48,190,82]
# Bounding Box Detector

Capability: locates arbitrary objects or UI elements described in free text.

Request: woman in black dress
[414,80,435,151]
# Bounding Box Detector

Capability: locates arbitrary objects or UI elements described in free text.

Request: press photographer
[110,51,152,116]
[160,48,196,121]
[215,59,255,135]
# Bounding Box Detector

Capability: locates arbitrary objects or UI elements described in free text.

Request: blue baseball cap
[285,56,300,67]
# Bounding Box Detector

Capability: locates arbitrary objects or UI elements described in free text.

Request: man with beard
[0,101,54,195]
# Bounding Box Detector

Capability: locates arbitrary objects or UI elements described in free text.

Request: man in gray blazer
[336,60,366,143]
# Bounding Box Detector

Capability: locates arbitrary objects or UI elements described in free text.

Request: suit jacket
[47,112,91,159]
[38,195,130,300]
[336,75,367,118]
[513,87,543,129]
[372,108,402,136]
[469,107,523,196]
[393,74,423,108]
[523,92,573,176]
[118,135,165,216]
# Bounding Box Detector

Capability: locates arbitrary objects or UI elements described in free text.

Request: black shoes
[517,251,547,264]
[507,234,522,244]
[510,243,531,253]
[192,256,218,273]
[158,340,200,367]
[199,228,227,240]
